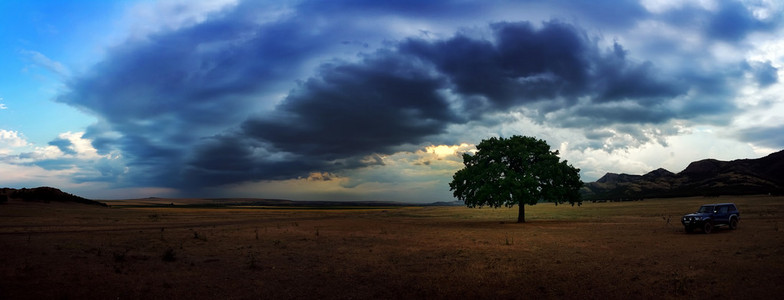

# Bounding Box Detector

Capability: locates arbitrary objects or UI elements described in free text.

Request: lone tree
[449,135,583,223]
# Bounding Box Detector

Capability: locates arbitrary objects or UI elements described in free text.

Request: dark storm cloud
[241,53,456,159]
[572,103,673,125]
[552,0,648,27]
[184,20,692,186]
[56,0,372,186]
[182,132,390,187]
[401,21,591,109]
[298,0,484,17]
[52,0,763,190]
[61,7,334,125]
[748,61,779,87]
[661,0,778,42]
[182,134,311,186]
[401,21,687,122]
[182,20,703,186]
[181,51,458,185]
[591,43,686,103]
[48,138,76,155]
[737,125,784,149]
[707,1,769,42]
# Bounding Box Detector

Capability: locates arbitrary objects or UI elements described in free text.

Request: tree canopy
[449,136,583,223]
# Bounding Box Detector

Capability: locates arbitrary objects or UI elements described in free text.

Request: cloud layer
[33,0,784,198]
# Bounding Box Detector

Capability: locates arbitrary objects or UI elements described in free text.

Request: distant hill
[581,149,784,200]
[0,187,107,207]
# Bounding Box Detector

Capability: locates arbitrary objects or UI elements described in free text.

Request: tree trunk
[517,204,526,223]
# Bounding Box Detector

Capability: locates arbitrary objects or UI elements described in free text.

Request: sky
[1,0,783,202]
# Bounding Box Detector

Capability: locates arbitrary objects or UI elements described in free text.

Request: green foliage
[449,136,583,222]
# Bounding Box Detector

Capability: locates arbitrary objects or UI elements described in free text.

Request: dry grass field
[1,195,783,299]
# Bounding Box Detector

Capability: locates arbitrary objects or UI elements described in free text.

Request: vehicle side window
[729,205,737,212]
[718,206,728,214]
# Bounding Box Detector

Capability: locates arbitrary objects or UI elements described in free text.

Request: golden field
[1,195,783,299]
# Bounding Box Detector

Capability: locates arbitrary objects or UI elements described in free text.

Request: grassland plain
[1,196,782,299]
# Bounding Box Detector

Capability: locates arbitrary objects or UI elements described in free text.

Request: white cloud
[745,0,784,21]
[0,161,70,187]
[0,97,6,109]
[734,30,784,128]
[0,131,129,198]
[57,131,103,159]
[2,130,122,176]
[0,130,28,155]
[19,145,63,162]
[564,125,763,181]
[0,131,74,188]
[20,50,71,78]
[12,131,104,162]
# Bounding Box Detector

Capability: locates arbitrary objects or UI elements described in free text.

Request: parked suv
[681,203,740,234]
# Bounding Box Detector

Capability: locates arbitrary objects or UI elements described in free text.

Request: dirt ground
[1,195,782,299]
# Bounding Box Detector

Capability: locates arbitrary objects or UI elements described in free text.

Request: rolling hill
[0,187,108,207]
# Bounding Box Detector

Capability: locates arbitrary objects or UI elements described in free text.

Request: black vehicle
[681,203,740,234]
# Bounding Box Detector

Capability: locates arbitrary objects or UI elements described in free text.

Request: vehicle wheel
[684,226,693,233]
[702,221,713,234]
[729,218,738,230]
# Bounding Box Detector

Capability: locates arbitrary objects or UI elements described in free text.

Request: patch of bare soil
[1,196,782,299]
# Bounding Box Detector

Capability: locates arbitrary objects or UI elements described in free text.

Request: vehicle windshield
[697,205,715,213]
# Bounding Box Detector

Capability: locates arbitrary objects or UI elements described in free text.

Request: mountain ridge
[581,149,784,200]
